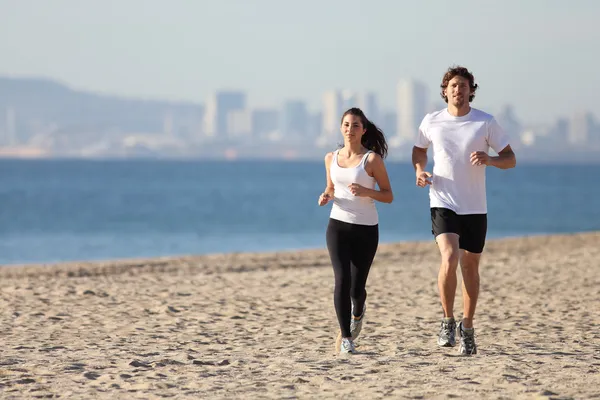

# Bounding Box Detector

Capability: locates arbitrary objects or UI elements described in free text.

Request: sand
[1,232,599,399]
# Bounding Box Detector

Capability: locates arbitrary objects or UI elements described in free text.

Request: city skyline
[2,71,597,127]
[1,73,598,163]
[1,0,600,124]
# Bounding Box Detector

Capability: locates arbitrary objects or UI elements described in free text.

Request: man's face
[445,76,471,108]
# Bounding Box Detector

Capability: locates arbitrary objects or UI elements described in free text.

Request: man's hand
[416,171,432,187]
[470,151,490,166]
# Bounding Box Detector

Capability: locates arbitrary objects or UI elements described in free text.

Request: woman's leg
[326,218,353,338]
[349,224,379,317]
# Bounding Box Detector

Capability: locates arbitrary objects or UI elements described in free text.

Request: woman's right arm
[318,152,335,206]
[323,152,334,195]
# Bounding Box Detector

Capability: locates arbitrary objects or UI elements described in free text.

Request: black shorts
[431,207,487,253]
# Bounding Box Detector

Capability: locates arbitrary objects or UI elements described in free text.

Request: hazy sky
[1,0,598,123]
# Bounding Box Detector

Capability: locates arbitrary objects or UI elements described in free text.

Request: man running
[412,65,517,355]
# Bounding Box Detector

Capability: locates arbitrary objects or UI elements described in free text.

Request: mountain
[0,76,204,141]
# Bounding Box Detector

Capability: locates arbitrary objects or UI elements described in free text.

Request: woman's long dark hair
[340,107,388,159]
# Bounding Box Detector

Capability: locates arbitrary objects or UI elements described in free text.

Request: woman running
[317,107,393,355]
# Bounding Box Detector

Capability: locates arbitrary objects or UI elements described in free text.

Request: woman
[318,107,393,355]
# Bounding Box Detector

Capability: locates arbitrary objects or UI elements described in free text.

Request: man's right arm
[412,146,432,187]
[413,115,433,187]
[412,146,428,174]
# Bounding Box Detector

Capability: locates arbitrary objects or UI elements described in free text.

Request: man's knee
[436,233,460,271]
[460,253,481,274]
[440,250,460,270]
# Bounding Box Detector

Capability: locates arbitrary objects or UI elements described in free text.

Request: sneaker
[339,338,356,355]
[350,302,366,340]
[457,321,477,355]
[437,317,457,347]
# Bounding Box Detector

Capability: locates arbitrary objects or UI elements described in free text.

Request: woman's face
[340,114,366,144]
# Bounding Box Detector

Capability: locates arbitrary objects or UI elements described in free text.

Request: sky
[1,0,599,124]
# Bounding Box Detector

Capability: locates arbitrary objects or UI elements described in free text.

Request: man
[412,66,516,355]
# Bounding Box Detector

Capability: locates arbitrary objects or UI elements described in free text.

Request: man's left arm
[470,145,516,169]
[481,117,517,169]
[488,145,516,169]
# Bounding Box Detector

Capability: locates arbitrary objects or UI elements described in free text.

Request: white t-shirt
[415,107,511,215]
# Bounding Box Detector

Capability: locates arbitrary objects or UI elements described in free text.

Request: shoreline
[1,230,598,278]
[0,230,600,271]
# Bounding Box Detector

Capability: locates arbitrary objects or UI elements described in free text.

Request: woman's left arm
[349,154,393,203]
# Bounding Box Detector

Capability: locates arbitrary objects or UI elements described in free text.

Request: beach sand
[1,232,599,399]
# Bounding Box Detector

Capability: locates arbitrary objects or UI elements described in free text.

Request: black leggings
[326,218,379,338]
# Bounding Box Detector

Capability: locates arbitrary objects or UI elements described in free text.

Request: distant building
[228,109,252,139]
[252,109,279,141]
[496,105,522,149]
[308,111,322,141]
[319,90,380,147]
[569,112,595,147]
[380,110,397,139]
[344,91,379,124]
[203,91,246,139]
[280,100,308,140]
[396,79,428,143]
[321,90,343,140]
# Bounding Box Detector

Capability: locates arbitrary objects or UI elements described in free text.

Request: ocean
[0,159,599,265]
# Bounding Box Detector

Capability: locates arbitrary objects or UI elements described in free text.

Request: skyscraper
[354,92,379,124]
[280,100,308,140]
[252,109,279,140]
[203,91,246,139]
[568,112,595,147]
[396,79,428,142]
[228,109,252,139]
[321,90,343,139]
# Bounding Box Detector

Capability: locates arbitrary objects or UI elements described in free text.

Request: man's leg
[455,213,486,355]
[431,208,461,347]
[457,213,486,329]
[436,233,461,318]
[459,250,481,329]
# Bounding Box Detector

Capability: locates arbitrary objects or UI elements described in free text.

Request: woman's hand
[318,192,332,206]
[348,183,370,197]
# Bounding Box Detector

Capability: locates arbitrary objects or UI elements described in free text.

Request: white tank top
[329,150,378,226]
